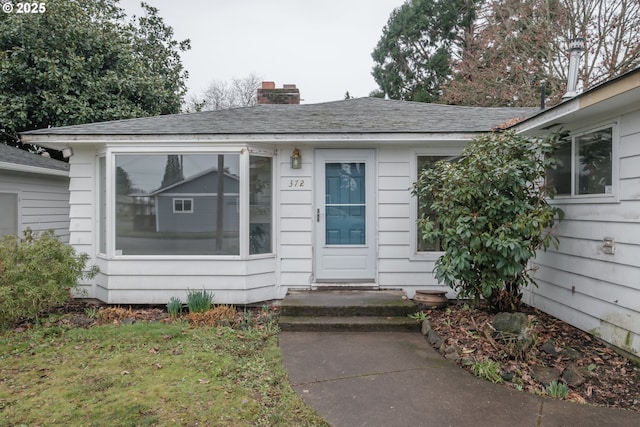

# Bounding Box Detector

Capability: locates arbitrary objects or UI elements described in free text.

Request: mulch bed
[424,301,640,411]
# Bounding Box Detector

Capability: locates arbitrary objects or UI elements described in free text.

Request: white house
[515,67,640,358]
[0,143,70,241]
[20,96,536,305]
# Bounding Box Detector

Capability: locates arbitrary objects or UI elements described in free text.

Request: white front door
[314,149,376,281]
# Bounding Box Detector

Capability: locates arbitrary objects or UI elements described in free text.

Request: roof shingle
[0,143,69,172]
[22,98,539,136]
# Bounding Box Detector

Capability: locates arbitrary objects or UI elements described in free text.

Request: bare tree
[443,0,566,106]
[562,0,640,89]
[441,0,640,107]
[185,73,262,112]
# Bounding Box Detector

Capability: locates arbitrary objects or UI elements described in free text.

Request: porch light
[61,147,74,158]
[290,147,302,169]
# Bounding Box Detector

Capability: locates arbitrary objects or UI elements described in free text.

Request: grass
[0,319,328,426]
[546,380,569,399]
[471,358,504,384]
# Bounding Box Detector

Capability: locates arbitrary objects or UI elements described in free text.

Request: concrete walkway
[280,331,639,427]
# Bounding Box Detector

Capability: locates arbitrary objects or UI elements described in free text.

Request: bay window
[108,151,271,257]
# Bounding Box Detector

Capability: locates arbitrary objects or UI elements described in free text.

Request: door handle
[317,208,320,222]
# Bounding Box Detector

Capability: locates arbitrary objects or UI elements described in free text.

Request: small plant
[408,311,428,322]
[186,289,214,313]
[546,381,569,399]
[471,358,504,384]
[84,306,99,319]
[238,308,254,330]
[166,297,182,318]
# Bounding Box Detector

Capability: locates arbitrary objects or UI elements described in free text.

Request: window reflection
[325,162,366,245]
[249,156,272,254]
[417,156,447,252]
[115,154,240,255]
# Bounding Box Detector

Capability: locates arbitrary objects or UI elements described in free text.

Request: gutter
[0,161,69,177]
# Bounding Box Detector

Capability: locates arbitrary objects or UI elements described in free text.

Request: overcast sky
[119,0,407,104]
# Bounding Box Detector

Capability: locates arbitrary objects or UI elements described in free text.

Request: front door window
[325,162,366,245]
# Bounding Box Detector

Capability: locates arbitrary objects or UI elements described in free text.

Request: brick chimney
[257,81,300,105]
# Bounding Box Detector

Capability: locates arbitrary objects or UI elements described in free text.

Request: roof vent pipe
[562,38,584,100]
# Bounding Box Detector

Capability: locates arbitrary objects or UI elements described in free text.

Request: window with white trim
[114,153,241,255]
[173,198,193,213]
[416,155,448,252]
[548,126,614,197]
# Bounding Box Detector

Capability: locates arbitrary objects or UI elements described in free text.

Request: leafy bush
[0,229,98,327]
[412,131,563,312]
[186,289,215,313]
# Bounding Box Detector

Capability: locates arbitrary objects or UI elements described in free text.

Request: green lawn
[0,320,327,426]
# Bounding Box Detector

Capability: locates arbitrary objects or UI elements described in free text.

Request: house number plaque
[281,177,310,189]
[288,179,305,188]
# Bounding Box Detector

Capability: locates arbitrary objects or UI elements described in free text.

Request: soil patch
[424,302,640,411]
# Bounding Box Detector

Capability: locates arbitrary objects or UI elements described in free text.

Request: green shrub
[186,289,214,313]
[0,229,98,328]
[412,131,564,312]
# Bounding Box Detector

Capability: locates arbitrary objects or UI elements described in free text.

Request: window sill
[548,195,620,205]
[410,251,444,262]
[104,253,276,261]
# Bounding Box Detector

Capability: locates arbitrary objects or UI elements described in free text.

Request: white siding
[66,148,98,296]
[0,169,70,241]
[527,108,640,357]
[376,147,457,296]
[100,257,277,305]
[277,146,314,289]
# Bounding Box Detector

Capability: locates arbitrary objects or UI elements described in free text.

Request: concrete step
[280,289,417,317]
[278,315,420,332]
[278,290,420,332]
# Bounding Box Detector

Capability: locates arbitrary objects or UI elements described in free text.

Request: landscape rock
[531,366,560,386]
[444,346,460,362]
[540,340,558,355]
[427,329,443,348]
[421,319,432,336]
[501,371,515,382]
[492,312,529,334]
[560,346,583,361]
[562,363,586,387]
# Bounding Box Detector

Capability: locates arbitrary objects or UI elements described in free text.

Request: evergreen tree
[371,0,478,102]
[161,155,184,188]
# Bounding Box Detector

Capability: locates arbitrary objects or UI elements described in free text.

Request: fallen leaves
[427,303,640,411]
